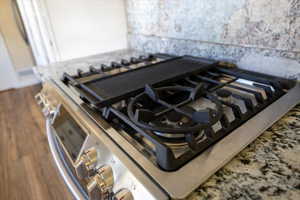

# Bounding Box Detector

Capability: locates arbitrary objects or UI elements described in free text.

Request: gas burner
[151,108,198,139]
[127,85,223,146]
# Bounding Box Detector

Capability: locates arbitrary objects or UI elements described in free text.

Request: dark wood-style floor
[0,85,72,200]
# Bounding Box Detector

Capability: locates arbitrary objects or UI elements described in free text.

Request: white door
[42,0,128,61]
[0,31,18,91]
[17,0,128,64]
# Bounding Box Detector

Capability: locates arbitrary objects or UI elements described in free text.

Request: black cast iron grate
[62,54,296,171]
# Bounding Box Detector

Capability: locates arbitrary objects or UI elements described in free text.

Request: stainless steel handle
[46,119,88,200]
[11,0,30,45]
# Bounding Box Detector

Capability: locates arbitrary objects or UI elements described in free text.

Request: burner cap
[165,111,183,123]
[150,107,198,139]
[217,89,232,98]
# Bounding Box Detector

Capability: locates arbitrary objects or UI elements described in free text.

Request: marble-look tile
[126,0,300,51]
[223,0,298,51]
[158,0,246,43]
[128,34,300,79]
[126,0,300,89]
[289,0,300,17]
[126,0,160,35]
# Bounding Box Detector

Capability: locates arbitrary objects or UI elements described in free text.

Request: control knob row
[76,148,134,200]
[87,165,114,200]
[75,148,98,179]
[130,54,155,64]
[87,165,134,200]
[84,54,157,76]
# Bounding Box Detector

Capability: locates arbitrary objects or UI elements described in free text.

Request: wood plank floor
[0,85,73,200]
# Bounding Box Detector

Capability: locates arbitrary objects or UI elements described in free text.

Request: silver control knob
[75,147,98,179]
[114,189,134,200]
[87,165,114,200]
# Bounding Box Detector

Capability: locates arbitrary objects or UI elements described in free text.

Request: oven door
[46,118,89,200]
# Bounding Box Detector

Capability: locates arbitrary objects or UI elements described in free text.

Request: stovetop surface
[53,52,300,199]
[62,53,296,171]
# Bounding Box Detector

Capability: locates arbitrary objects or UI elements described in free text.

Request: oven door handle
[46,119,88,200]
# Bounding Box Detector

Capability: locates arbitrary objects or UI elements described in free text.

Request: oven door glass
[52,106,87,162]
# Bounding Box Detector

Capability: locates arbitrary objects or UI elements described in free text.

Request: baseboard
[16,68,41,88]
[0,88,15,94]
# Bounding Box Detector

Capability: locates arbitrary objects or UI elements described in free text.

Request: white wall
[0,0,35,70]
[0,31,18,90]
[44,0,128,61]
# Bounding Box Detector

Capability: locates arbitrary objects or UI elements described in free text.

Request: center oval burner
[127,84,223,142]
[151,107,198,139]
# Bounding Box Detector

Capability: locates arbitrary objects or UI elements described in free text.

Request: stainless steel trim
[120,83,300,199]
[46,119,88,200]
[44,81,169,200]
[63,77,300,199]
[54,73,300,199]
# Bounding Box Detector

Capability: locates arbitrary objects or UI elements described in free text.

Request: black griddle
[63,56,216,107]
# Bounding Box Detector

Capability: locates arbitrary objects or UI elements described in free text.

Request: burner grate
[62,54,295,171]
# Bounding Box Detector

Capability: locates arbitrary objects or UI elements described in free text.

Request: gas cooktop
[36,52,300,199]
[62,53,296,172]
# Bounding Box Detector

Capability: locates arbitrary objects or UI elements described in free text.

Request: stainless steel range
[36,53,300,200]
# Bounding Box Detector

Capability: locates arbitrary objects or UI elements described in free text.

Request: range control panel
[50,104,160,200]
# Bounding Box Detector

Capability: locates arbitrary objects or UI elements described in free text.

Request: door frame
[16,0,60,66]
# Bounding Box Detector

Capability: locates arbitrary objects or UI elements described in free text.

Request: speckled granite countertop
[188,104,300,200]
[35,49,300,200]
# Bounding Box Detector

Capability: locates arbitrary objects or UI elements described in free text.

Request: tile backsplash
[126,0,300,79]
